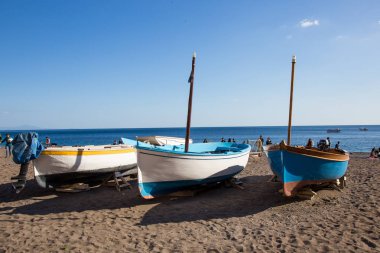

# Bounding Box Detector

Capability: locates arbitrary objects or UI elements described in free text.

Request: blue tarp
[11,132,44,164]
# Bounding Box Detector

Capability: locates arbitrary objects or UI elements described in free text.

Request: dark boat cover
[11,132,44,164]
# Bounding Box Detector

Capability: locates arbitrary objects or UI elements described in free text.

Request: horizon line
[0,124,379,131]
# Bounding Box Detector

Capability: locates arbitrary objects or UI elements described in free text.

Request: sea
[1,125,379,152]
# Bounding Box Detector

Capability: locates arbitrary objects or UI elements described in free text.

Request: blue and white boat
[265,142,349,196]
[264,55,349,197]
[133,141,251,199]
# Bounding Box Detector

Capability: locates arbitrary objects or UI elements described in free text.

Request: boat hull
[137,145,250,199]
[265,144,349,196]
[33,145,137,188]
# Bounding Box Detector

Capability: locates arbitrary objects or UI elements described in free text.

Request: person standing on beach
[255,137,263,155]
[1,133,13,158]
[326,137,331,148]
[266,137,272,145]
[0,134,2,143]
[259,135,264,144]
[45,137,51,147]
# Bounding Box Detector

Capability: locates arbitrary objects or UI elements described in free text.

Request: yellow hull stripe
[41,148,136,156]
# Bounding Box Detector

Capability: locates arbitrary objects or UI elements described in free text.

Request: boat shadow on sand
[1,175,294,224]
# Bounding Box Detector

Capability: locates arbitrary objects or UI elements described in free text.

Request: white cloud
[299,19,320,28]
[335,35,346,40]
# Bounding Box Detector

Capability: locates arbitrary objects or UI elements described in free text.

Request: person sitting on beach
[113,139,117,145]
[266,137,272,145]
[228,138,232,143]
[306,138,314,148]
[335,141,341,150]
[203,138,208,143]
[369,148,377,158]
[220,137,225,142]
[232,138,236,143]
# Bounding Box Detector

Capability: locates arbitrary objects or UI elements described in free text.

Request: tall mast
[185,52,196,152]
[287,55,296,145]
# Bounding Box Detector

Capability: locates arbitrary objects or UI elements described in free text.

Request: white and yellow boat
[33,144,137,189]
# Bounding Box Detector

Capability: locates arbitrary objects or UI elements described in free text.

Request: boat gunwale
[41,148,136,156]
[136,144,251,157]
[138,149,250,160]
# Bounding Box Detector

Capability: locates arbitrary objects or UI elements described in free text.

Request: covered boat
[136,136,192,146]
[264,56,349,196]
[134,141,250,199]
[33,144,137,188]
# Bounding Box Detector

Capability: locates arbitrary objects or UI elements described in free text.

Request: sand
[0,149,379,252]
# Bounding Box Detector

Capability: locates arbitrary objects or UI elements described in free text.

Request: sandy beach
[0,150,379,252]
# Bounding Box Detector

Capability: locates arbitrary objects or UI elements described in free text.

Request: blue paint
[266,149,284,182]
[282,151,348,183]
[267,149,348,184]
[133,140,251,157]
[139,173,240,198]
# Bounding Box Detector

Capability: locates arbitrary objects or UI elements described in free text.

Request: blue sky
[0,0,379,129]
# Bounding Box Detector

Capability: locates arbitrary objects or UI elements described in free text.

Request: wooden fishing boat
[265,142,349,196]
[265,56,349,197]
[136,141,250,199]
[33,144,137,189]
[133,53,251,198]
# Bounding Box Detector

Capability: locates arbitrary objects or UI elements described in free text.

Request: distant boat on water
[359,128,368,131]
[33,144,137,189]
[264,56,349,197]
[327,128,341,133]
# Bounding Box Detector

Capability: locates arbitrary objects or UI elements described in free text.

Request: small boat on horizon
[264,56,349,197]
[33,144,137,189]
[359,128,368,131]
[326,128,341,133]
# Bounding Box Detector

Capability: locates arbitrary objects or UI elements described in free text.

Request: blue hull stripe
[139,173,241,198]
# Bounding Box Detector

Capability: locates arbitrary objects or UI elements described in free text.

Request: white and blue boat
[129,52,250,199]
[134,141,250,199]
[264,55,349,197]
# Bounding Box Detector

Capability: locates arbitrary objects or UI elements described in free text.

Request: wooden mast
[287,55,296,145]
[185,52,196,152]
